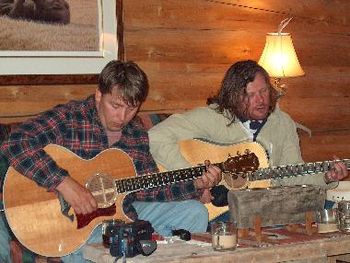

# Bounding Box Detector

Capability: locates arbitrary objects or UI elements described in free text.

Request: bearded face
[238,73,271,121]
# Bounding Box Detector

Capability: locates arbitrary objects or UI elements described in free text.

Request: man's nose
[116,107,127,121]
[255,93,264,103]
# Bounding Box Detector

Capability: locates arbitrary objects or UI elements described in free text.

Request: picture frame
[0,0,118,76]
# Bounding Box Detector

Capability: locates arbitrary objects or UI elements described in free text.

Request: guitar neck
[114,162,224,193]
[249,159,350,181]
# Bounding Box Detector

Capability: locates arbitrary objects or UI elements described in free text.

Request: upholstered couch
[0,112,170,263]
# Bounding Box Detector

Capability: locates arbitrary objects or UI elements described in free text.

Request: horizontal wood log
[125,30,349,67]
[124,0,349,67]
[228,185,326,228]
[299,130,350,162]
[0,85,96,122]
[124,0,348,34]
[0,75,98,86]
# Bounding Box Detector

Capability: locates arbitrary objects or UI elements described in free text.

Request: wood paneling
[0,85,96,123]
[299,130,350,161]
[123,0,350,162]
[0,0,349,162]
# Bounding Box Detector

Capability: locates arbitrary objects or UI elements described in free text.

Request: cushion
[0,123,13,210]
[138,112,170,130]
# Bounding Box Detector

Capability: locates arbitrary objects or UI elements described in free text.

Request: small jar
[211,221,237,251]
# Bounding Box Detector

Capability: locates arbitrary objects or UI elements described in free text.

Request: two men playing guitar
[0,60,221,262]
[0,59,347,262]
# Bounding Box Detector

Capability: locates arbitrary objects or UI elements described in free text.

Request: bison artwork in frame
[0,0,118,75]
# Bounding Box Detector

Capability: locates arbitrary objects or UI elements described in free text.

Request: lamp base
[273,78,286,98]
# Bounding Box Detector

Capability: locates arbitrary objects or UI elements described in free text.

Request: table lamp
[258,19,305,97]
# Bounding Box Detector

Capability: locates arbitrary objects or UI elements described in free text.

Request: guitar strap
[58,194,74,222]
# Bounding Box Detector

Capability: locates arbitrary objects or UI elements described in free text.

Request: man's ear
[95,89,102,103]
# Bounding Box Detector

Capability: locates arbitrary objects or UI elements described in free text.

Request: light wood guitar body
[3,145,135,257]
[177,139,270,220]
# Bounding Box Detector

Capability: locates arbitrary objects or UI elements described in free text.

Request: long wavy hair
[207,60,278,124]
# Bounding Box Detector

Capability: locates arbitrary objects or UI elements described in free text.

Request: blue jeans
[62,199,208,262]
[132,199,208,236]
[0,212,11,263]
[61,225,103,263]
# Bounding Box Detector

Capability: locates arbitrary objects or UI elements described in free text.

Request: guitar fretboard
[115,165,208,193]
[248,159,350,181]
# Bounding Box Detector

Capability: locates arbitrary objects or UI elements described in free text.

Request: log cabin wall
[122,0,350,162]
[0,0,349,163]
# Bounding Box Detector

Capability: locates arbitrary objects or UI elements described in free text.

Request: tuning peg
[236,151,241,156]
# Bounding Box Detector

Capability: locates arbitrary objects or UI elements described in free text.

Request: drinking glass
[211,221,237,251]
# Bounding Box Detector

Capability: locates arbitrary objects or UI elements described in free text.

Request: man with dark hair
[0,60,221,262]
[0,0,70,24]
[149,60,348,214]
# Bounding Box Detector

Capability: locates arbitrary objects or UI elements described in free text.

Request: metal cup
[338,201,350,232]
[318,208,337,223]
[317,208,338,233]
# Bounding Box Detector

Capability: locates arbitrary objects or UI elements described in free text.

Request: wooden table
[83,227,350,263]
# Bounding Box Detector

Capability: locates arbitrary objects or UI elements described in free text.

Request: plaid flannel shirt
[0,96,201,219]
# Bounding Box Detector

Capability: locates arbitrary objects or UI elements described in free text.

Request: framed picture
[0,0,117,75]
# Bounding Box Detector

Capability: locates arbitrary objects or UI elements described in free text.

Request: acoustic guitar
[3,142,258,257]
[177,139,349,221]
[176,139,270,220]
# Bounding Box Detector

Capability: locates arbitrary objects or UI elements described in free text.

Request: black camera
[102,219,157,259]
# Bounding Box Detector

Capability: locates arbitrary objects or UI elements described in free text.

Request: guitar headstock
[222,150,260,174]
[220,150,260,189]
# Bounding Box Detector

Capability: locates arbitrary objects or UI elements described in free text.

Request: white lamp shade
[258,33,305,78]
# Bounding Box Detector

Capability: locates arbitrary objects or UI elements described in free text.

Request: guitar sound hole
[223,172,247,189]
[86,173,116,208]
